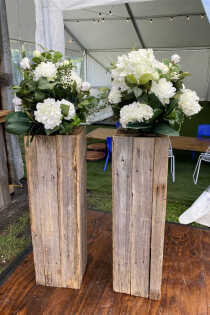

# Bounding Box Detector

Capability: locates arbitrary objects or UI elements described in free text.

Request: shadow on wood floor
[0,210,209,314]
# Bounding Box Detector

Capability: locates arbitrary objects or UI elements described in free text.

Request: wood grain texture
[0,211,209,315]
[112,135,168,299]
[0,124,10,209]
[112,136,133,294]
[131,138,154,297]
[25,128,87,289]
[150,137,169,300]
[0,109,10,123]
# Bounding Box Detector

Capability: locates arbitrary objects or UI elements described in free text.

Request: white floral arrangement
[109,49,202,135]
[6,49,98,136]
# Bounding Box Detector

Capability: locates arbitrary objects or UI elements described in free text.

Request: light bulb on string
[169,16,174,22]
[126,17,129,22]
[102,18,105,23]
[149,18,153,23]
[186,16,190,22]
[109,10,112,16]
[200,14,205,20]
[98,12,102,17]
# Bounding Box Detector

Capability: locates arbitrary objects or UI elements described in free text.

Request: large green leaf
[148,93,164,109]
[5,112,32,135]
[38,77,56,90]
[154,123,179,136]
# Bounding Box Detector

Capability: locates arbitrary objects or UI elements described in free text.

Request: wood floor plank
[0,211,209,315]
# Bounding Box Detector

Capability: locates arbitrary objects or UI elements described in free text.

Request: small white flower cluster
[20,57,30,70]
[120,102,154,128]
[178,87,201,117]
[34,61,57,81]
[151,78,176,104]
[34,98,76,130]
[171,54,181,64]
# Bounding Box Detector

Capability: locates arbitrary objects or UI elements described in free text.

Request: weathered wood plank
[0,0,24,182]
[112,136,133,294]
[0,109,11,123]
[0,72,12,86]
[0,124,10,209]
[25,128,87,288]
[149,137,169,300]
[131,138,154,297]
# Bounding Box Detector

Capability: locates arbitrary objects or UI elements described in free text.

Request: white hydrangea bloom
[108,87,122,104]
[33,50,41,58]
[178,88,201,117]
[59,99,76,120]
[120,102,154,128]
[13,96,23,112]
[111,49,159,90]
[20,57,30,70]
[81,81,91,92]
[151,78,176,104]
[34,62,57,81]
[34,98,62,130]
[171,54,181,64]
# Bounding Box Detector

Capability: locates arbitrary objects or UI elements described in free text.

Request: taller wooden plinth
[25,127,87,289]
[112,134,169,300]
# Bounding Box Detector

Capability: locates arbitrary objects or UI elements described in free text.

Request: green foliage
[5,112,33,135]
[154,122,179,136]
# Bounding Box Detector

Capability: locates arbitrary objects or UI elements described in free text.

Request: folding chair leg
[193,157,202,184]
[172,156,175,183]
[104,153,110,172]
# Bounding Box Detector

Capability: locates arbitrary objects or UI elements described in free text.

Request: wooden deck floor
[0,210,210,314]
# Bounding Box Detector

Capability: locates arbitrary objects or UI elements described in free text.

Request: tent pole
[125,3,146,48]
[64,24,108,72]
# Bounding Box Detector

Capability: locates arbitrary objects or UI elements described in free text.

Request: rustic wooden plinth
[112,134,169,300]
[25,127,87,289]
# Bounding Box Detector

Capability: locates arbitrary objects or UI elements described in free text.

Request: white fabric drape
[34,0,65,54]
[179,186,210,227]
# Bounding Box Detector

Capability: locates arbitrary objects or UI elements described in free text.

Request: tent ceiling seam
[124,3,145,48]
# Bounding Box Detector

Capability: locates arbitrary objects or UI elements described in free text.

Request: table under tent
[0,0,210,313]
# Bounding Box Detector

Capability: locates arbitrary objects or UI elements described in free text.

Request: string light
[169,16,174,22]
[200,14,205,19]
[126,17,130,22]
[109,10,112,16]
[76,19,80,23]
[98,12,102,17]
[149,18,153,23]
[102,18,105,23]
[186,15,190,22]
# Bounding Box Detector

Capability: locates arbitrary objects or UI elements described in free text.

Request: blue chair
[115,122,121,129]
[197,124,210,139]
[193,124,210,159]
[104,137,112,172]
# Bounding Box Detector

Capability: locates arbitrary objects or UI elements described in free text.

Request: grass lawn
[87,150,210,223]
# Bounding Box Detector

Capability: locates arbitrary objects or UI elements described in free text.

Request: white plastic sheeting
[179,186,210,227]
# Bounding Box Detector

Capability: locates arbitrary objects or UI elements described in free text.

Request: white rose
[34,61,57,81]
[59,99,76,120]
[171,54,181,64]
[108,87,121,104]
[34,98,62,130]
[151,78,176,104]
[120,102,154,128]
[13,96,23,112]
[178,88,201,117]
[155,61,169,74]
[20,57,30,70]
[33,50,41,58]
[81,81,91,92]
